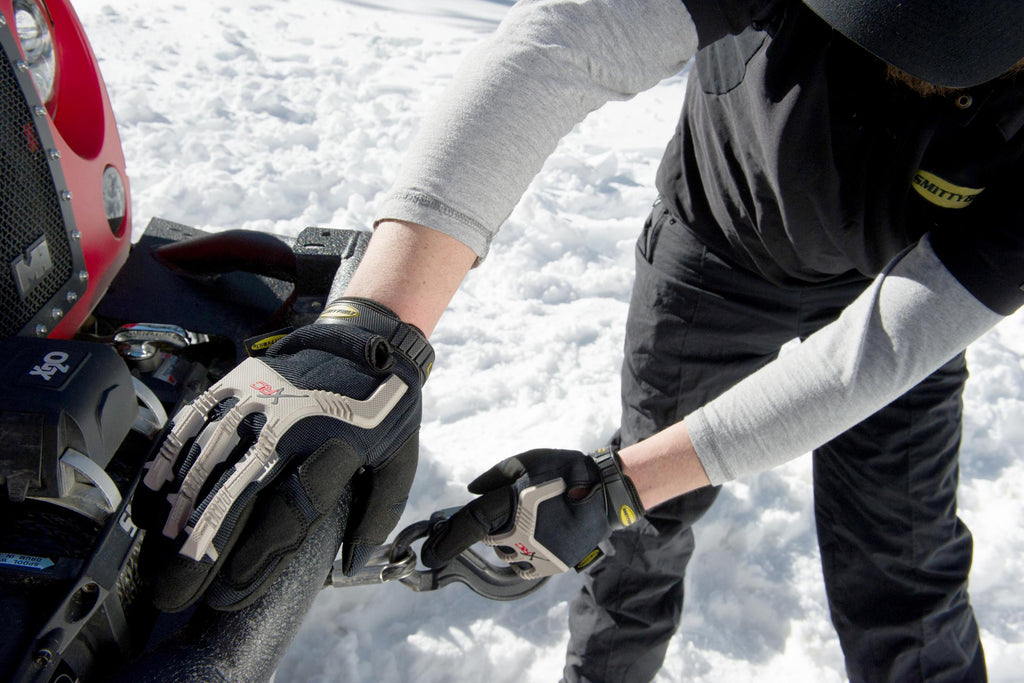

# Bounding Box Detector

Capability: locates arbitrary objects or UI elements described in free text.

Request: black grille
[0,48,73,337]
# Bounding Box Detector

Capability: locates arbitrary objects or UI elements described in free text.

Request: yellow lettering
[251,334,286,351]
[575,548,603,571]
[912,170,984,209]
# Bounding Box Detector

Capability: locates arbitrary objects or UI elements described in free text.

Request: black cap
[803,0,1024,88]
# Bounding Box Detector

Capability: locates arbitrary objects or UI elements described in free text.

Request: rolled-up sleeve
[375,0,698,260]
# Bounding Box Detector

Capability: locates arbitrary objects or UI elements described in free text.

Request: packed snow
[73,1,1024,681]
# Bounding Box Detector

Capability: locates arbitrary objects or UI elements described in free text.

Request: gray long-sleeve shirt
[375,0,1016,484]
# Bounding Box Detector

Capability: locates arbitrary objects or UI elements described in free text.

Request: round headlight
[14,0,56,104]
[102,165,127,234]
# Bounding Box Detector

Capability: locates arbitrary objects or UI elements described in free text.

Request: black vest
[659,0,1024,314]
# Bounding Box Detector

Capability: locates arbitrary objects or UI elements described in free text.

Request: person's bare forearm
[343,220,477,337]
[619,423,712,509]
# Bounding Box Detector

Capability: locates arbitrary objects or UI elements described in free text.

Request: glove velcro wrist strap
[316,297,434,385]
[591,447,645,530]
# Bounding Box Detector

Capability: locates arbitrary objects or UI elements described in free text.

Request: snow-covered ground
[73,1,1024,681]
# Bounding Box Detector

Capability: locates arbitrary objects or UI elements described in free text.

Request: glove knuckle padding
[514,453,608,568]
[424,449,611,571]
[135,314,427,611]
[493,449,607,569]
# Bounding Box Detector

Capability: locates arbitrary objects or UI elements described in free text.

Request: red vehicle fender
[1,0,131,338]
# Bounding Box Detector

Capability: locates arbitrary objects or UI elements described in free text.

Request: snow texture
[73,1,1024,680]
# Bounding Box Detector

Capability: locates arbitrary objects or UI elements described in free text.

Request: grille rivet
[50,307,63,321]
[70,229,81,240]
[0,14,6,26]
[61,190,73,201]
[78,270,89,283]
[15,60,29,73]
[33,105,46,117]
[66,291,78,304]
[35,324,48,337]
[48,149,61,160]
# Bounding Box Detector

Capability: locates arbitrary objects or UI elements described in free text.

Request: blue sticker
[0,552,55,570]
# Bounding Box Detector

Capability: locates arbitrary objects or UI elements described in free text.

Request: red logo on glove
[514,542,535,559]
[251,380,277,396]
[249,380,308,405]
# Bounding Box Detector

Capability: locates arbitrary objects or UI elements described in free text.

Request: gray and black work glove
[420,447,645,577]
[132,297,432,612]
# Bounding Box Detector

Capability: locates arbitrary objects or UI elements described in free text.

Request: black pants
[563,204,985,682]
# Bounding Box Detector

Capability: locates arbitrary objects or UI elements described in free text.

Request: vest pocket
[696,27,767,95]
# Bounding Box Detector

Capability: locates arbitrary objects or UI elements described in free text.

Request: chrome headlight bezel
[13,0,56,104]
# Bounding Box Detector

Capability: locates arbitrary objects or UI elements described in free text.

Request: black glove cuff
[591,446,646,530]
[315,296,434,385]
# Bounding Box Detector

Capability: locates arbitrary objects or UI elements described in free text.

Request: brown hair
[887,57,1024,97]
